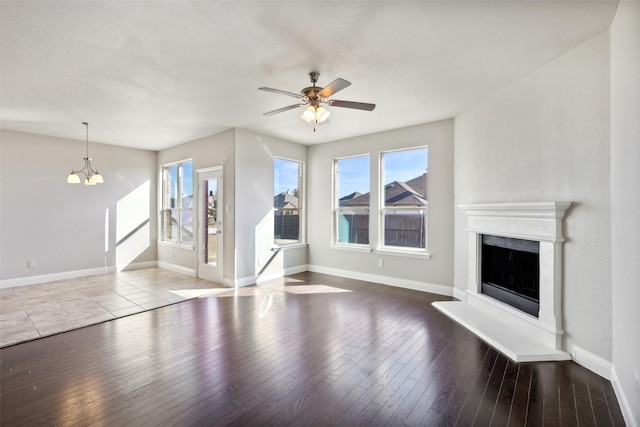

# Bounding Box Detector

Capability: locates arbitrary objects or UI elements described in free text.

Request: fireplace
[433,202,571,362]
[481,235,540,317]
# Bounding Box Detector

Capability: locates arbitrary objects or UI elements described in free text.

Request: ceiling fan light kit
[301,105,330,124]
[260,72,375,132]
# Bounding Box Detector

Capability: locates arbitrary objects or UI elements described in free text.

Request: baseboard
[0,261,161,289]
[306,264,453,297]
[156,261,195,277]
[572,345,612,380]
[0,266,113,289]
[611,367,639,427]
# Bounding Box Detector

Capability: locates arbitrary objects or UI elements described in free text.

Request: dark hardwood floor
[0,272,625,426]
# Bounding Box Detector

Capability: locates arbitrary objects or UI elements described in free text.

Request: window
[380,147,428,250]
[274,158,303,245]
[333,155,370,246]
[161,160,193,245]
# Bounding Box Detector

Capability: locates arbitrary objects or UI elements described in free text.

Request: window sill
[376,248,431,260]
[272,242,308,251]
[330,244,373,254]
[157,241,195,251]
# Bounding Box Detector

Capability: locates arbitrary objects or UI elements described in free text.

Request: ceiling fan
[259,72,376,131]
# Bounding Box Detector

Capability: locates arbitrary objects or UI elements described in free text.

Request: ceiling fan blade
[263,104,304,116]
[259,87,302,98]
[329,100,376,111]
[318,78,351,98]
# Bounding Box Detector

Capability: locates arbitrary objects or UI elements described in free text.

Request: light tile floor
[0,268,227,347]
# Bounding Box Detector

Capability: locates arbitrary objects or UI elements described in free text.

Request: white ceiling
[0,1,618,151]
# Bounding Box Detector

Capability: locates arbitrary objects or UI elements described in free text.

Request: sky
[274,158,301,195]
[274,148,428,197]
[335,147,428,198]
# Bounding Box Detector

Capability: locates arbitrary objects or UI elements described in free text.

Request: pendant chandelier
[67,122,104,185]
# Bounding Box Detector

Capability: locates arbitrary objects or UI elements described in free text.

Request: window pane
[335,155,370,245]
[337,209,369,244]
[181,162,193,201]
[381,147,428,250]
[165,164,178,209]
[205,178,218,265]
[274,208,299,242]
[164,207,178,242]
[336,156,370,205]
[161,160,194,245]
[162,165,178,242]
[181,162,194,244]
[274,159,302,244]
[383,209,426,248]
[382,148,427,207]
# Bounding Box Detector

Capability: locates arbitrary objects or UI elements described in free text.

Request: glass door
[197,167,223,284]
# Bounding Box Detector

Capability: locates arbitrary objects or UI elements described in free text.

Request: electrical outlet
[378,259,384,268]
[27,260,36,268]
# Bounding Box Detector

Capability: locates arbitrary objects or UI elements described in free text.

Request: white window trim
[376,248,431,259]
[378,146,429,254]
[159,159,194,247]
[274,157,306,246]
[332,154,371,248]
[330,244,373,254]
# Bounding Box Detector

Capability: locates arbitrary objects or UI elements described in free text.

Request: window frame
[159,159,194,247]
[273,157,305,247]
[378,146,429,256]
[332,154,371,249]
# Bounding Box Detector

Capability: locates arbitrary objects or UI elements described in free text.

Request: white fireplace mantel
[434,201,572,362]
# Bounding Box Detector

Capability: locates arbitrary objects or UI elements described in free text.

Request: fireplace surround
[433,202,571,362]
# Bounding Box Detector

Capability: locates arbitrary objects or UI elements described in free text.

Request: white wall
[234,129,308,284]
[307,120,455,293]
[156,129,235,281]
[0,129,157,284]
[454,33,612,359]
[610,1,640,424]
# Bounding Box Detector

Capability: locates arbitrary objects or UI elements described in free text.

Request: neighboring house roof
[342,174,427,207]
[274,192,299,209]
[338,191,362,206]
[406,174,427,199]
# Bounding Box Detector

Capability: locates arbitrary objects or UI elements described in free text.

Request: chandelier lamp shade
[67,122,104,185]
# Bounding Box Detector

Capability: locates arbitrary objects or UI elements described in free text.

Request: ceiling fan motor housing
[302,86,323,100]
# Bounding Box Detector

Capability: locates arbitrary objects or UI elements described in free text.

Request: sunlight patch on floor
[283,284,353,294]
[169,288,230,298]
[210,284,352,298]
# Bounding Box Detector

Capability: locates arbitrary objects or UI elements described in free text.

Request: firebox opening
[481,235,540,317]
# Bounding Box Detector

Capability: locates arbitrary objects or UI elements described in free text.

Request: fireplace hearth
[433,202,571,362]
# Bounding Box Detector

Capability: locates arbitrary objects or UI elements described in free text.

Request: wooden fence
[274,215,300,240]
[339,213,425,248]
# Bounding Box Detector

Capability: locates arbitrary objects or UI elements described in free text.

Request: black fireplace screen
[481,235,540,317]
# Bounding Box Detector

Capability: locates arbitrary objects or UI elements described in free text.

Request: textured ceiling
[0,1,618,150]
